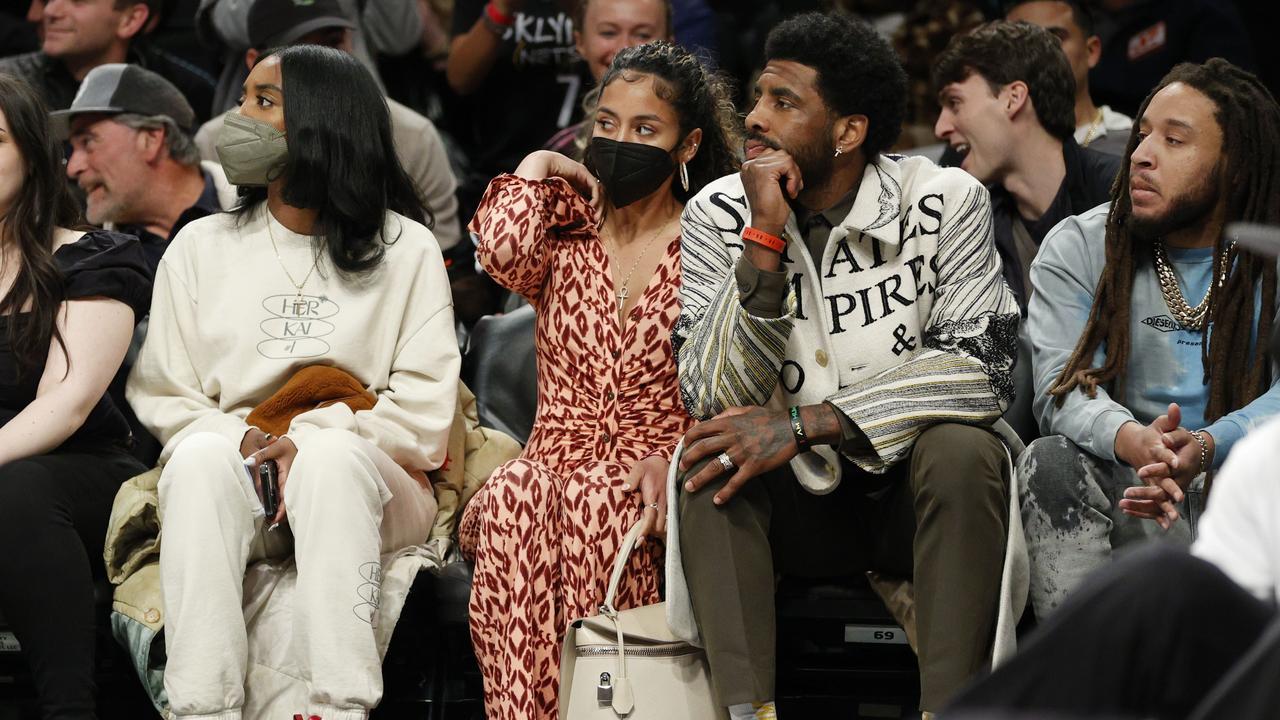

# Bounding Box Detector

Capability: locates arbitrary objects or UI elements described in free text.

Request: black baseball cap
[248,0,356,50]
[50,63,195,137]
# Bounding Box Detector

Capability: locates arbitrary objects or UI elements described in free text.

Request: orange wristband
[742,226,785,253]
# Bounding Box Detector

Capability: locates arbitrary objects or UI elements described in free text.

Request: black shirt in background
[450,0,585,191]
[1090,0,1256,117]
[119,168,223,276]
[0,232,152,449]
[0,43,216,121]
[989,138,1122,312]
[0,9,38,57]
[112,171,222,465]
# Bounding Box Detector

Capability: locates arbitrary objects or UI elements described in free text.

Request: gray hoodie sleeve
[1028,205,1136,462]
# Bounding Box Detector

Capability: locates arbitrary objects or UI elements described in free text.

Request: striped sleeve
[673,197,796,420]
[829,184,1019,472]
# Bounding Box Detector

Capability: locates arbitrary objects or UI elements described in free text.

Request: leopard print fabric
[459,175,692,720]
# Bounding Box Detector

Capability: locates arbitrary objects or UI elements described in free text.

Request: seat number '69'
[844,625,908,645]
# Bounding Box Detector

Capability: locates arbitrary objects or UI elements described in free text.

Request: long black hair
[234,45,430,274]
[590,41,741,203]
[0,73,82,376]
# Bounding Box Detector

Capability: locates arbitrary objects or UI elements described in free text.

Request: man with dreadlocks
[945,297,1280,719]
[1020,57,1280,619]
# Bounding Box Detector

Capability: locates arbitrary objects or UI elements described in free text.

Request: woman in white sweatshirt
[126,45,459,720]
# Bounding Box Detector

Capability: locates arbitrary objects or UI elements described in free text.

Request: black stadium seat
[460,305,537,445]
[375,564,485,720]
[375,306,538,719]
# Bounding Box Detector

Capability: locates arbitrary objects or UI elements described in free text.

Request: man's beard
[83,182,136,227]
[85,196,124,226]
[745,120,838,193]
[1127,168,1221,241]
[788,132,836,192]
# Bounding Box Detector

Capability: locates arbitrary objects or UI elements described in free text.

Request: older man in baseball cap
[56,63,236,274]
[55,63,237,465]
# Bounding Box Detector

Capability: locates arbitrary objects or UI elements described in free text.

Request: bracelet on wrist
[1189,429,1209,475]
[743,226,785,253]
[789,405,811,452]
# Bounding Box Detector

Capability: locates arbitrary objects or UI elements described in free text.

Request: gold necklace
[1152,239,1231,330]
[265,211,320,312]
[1081,108,1105,147]
[602,216,675,311]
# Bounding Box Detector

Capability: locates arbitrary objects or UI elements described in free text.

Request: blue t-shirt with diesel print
[1028,203,1280,468]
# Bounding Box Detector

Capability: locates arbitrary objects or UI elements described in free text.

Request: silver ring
[717,452,735,472]
[648,502,660,509]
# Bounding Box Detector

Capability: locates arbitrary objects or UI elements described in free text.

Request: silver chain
[266,211,319,304]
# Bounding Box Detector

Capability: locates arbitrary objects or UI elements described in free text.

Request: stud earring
[833,146,843,158]
[680,161,690,192]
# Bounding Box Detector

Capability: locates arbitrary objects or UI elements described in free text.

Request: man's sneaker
[729,702,778,719]
[753,702,778,719]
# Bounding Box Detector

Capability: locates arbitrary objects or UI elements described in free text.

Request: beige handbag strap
[599,519,646,716]
[602,519,647,612]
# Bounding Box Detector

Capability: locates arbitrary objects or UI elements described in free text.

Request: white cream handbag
[559,520,728,719]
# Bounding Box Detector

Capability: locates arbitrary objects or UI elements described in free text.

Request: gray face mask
[215,112,288,186]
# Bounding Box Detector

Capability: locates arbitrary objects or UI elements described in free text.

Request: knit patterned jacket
[674,154,1019,490]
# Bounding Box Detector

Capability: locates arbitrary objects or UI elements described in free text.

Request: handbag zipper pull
[596,671,613,705]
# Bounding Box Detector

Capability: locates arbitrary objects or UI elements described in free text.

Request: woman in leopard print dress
[458,42,741,720]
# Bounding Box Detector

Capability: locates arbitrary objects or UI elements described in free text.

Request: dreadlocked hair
[1049,58,1279,425]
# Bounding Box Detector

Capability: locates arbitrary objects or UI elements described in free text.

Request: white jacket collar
[822,154,905,247]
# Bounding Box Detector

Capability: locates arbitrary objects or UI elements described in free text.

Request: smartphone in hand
[258,459,280,517]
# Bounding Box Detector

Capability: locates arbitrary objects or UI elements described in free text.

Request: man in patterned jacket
[671,12,1019,719]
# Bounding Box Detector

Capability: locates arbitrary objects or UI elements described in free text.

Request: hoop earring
[680,161,690,192]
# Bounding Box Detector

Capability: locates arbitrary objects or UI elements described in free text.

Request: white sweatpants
[157,428,438,720]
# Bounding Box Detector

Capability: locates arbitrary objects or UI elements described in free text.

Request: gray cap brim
[50,105,125,138]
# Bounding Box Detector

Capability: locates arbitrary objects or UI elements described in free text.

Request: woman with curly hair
[459,41,741,720]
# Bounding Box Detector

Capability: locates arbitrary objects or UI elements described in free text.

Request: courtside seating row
[0,303,918,719]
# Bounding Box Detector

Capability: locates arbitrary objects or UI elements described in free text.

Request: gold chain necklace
[1152,239,1231,330]
[602,217,675,311]
[1080,108,1105,147]
[265,210,320,311]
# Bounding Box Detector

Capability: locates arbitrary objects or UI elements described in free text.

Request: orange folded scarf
[246,366,377,438]
[246,366,441,487]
